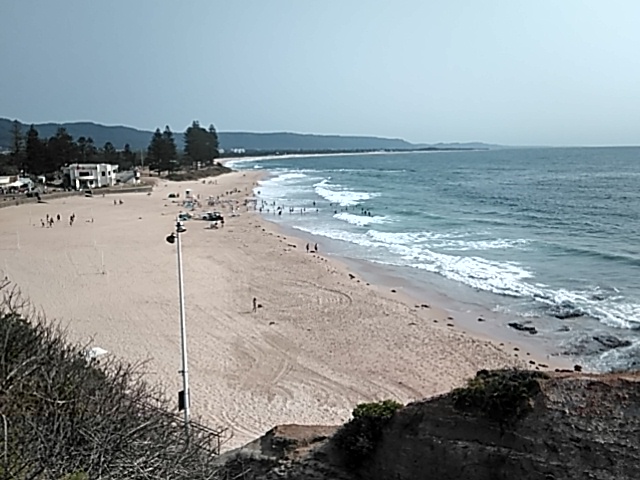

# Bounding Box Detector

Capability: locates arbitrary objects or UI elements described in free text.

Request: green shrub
[334,400,402,468]
[451,369,549,427]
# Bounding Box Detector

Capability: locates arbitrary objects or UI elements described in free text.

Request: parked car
[200,211,224,222]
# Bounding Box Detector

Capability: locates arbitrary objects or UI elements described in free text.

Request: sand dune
[0,171,523,449]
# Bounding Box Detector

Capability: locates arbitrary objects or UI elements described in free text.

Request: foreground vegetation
[0,281,226,479]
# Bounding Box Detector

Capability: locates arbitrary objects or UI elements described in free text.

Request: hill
[0,118,499,153]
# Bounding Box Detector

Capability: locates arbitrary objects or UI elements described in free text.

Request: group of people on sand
[306,242,318,253]
[41,212,76,227]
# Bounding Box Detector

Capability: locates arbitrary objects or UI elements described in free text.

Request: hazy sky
[1,1,639,146]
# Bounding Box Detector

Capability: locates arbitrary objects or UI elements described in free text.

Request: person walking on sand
[252,297,257,313]
[314,242,318,253]
[306,243,309,253]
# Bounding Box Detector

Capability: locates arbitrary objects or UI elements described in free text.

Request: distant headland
[0,118,502,153]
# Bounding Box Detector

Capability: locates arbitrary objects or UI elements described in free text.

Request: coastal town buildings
[62,163,118,190]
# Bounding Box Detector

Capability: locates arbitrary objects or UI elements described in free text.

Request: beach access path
[1,170,529,449]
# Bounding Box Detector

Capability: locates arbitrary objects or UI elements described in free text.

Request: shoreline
[257,198,573,373]
[0,170,563,451]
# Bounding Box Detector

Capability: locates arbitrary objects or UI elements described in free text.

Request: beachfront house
[62,163,118,190]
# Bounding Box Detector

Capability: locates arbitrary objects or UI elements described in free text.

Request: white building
[0,175,35,193]
[63,163,118,190]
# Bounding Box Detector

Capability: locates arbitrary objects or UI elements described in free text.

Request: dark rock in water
[574,364,582,372]
[508,322,538,335]
[557,325,571,332]
[593,335,632,350]
[563,333,633,356]
[549,301,584,319]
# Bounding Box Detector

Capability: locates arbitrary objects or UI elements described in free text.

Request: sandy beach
[0,171,546,449]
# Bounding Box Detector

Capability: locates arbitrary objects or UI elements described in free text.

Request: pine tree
[207,124,220,165]
[147,126,178,174]
[161,126,178,172]
[10,120,25,171]
[102,142,118,165]
[25,125,47,175]
[45,128,76,173]
[147,128,164,173]
[122,143,137,168]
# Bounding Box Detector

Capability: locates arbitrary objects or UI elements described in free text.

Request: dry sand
[0,171,535,449]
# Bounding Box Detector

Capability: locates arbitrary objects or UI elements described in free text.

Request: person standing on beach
[314,243,318,252]
[306,243,309,253]
[252,297,257,313]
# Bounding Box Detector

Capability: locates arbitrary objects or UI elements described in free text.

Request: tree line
[146,121,219,174]
[0,120,220,177]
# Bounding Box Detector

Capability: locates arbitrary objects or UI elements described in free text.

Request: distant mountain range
[0,118,501,152]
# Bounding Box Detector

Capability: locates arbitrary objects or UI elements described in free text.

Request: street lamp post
[167,218,190,437]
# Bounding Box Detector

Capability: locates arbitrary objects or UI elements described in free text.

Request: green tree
[45,128,76,174]
[183,121,220,169]
[77,136,97,162]
[10,120,25,171]
[207,124,220,164]
[161,126,178,171]
[147,126,178,174]
[183,121,206,169]
[102,141,119,165]
[122,143,136,168]
[146,128,164,173]
[25,125,47,175]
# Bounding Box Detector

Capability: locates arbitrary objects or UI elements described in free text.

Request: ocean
[227,147,640,371]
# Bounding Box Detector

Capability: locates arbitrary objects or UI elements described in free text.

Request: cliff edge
[217,370,640,480]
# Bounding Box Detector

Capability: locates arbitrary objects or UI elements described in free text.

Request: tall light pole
[166,218,190,437]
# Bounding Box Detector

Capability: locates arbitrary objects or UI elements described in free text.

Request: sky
[1,1,639,146]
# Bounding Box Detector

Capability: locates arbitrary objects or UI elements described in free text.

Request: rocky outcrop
[216,371,640,480]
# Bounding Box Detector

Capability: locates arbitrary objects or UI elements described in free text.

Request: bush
[0,281,227,479]
[333,400,402,468]
[451,369,549,427]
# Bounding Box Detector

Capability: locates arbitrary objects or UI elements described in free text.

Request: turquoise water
[228,148,640,371]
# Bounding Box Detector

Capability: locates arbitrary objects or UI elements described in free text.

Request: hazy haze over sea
[229,147,640,371]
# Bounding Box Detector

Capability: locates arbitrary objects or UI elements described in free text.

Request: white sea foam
[333,212,388,226]
[366,230,454,245]
[365,229,528,251]
[313,179,379,206]
[293,220,640,329]
[270,172,308,182]
[433,238,530,251]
